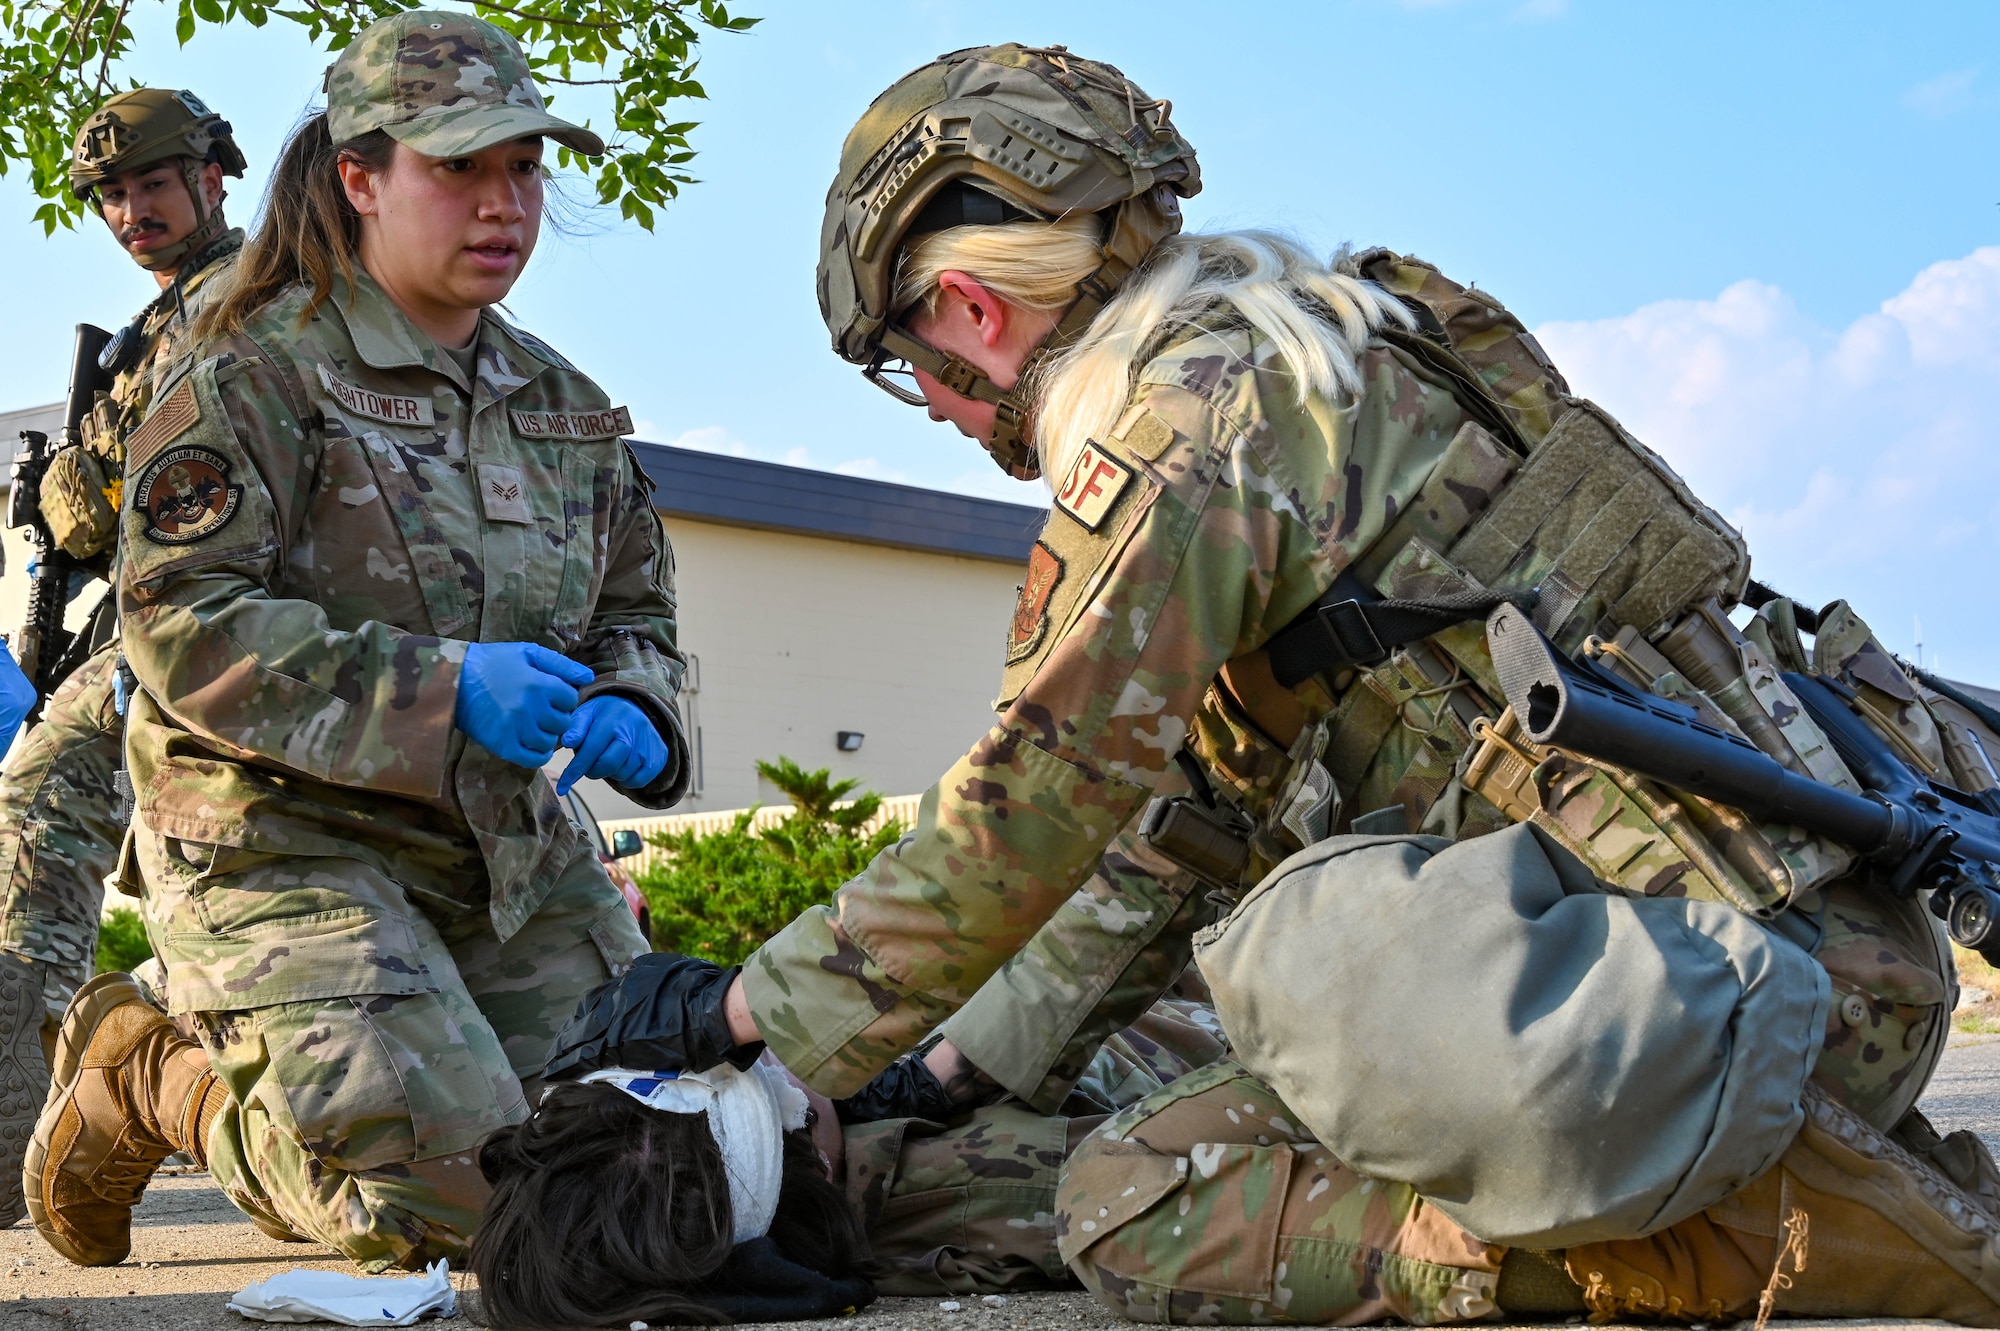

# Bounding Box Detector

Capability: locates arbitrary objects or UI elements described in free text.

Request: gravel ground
[2,1040,1997,1330]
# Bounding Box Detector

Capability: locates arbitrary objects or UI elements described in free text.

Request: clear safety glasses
[862,355,928,408]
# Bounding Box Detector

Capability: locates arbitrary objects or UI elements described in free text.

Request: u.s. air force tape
[509,406,633,441]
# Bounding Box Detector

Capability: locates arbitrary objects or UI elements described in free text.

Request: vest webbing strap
[1266,571,1535,690]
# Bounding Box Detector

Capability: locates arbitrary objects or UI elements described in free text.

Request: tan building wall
[627,514,1023,818]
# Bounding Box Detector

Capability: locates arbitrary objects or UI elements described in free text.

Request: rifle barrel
[1487,605,1898,851]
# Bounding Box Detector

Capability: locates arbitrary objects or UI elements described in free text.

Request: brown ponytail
[196,112,394,340]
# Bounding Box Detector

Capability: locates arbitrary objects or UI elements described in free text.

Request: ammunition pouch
[40,445,118,561]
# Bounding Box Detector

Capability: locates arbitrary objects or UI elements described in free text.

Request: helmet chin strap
[876,189,1185,484]
[111,158,226,275]
[874,324,1041,481]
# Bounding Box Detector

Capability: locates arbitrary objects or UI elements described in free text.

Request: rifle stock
[1487,603,2000,961]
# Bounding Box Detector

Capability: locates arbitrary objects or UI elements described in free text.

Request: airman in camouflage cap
[323,9,604,159]
[26,7,677,1273]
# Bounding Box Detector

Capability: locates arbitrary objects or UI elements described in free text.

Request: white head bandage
[573,1061,811,1245]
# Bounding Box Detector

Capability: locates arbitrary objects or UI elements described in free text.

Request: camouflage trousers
[1060,1059,1510,1324]
[1054,880,1957,1324]
[850,997,1230,1296]
[0,644,125,1017]
[136,827,645,1272]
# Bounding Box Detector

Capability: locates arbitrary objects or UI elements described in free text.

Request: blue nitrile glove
[454,642,595,769]
[556,694,669,794]
[0,645,33,752]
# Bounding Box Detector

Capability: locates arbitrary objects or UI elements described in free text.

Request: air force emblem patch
[134,445,243,545]
[1007,541,1064,663]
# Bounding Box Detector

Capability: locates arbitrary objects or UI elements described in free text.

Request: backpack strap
[1353,248,1572,450]
[1266,569,1536,689]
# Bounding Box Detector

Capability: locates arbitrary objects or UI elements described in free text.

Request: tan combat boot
[1566,1082,2000,1325]
[24,973,230,1266]
[0,952,52,1228]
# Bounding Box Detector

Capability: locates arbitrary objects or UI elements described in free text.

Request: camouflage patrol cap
[69,88,246,199]
[818,44,1200,479]
[325,10,605,159]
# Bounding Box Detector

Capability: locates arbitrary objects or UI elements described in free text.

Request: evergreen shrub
[637,758,905,965]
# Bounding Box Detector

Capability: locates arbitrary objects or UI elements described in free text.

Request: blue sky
[4,0,1999,676]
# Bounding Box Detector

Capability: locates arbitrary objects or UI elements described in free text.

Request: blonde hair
[897,222,1408,488]
[895,213,1107,318]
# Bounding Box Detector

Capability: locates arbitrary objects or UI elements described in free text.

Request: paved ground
[4,1038,1999,1330]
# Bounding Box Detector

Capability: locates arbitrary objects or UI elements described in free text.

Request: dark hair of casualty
[470,1081,871,1328]
[196,111,393,341]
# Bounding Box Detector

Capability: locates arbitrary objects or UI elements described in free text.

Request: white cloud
[1535,247,2000,680]
[1904,68,1979,118]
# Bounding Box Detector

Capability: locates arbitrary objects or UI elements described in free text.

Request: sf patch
[1054,440,1133,531]
[1007,540,1064,663]
[134,445,243,545]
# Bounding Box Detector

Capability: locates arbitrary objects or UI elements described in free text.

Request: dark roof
[1945,677,2000,711]
[629,440,1045,565]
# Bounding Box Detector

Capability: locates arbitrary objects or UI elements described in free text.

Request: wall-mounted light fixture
[836,731,865,752]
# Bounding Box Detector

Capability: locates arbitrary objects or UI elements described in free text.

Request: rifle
[1486,604,2000,964]
[9,324,112,721]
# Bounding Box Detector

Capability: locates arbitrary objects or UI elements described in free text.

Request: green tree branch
[0,0,755,233]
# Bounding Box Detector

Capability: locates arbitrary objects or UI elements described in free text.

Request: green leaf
[4,0,760,226]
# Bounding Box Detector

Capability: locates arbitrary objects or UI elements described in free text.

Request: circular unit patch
[134,445,243,545]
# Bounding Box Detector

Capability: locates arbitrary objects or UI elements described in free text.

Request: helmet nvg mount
[70,88,247,273]
[818,44,1200,480]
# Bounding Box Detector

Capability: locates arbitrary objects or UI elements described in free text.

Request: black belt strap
[1266,571,1535,689]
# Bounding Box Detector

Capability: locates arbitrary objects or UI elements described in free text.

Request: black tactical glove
[698,1236,875,1322]
[543,951,763,1081]
[831,1053,958,1125]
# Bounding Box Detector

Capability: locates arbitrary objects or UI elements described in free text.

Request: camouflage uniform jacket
[116,270,689,941]
[747,320,1472,1094]
[85,230,246,471]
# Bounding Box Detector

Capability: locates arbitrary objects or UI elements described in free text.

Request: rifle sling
[1266,570,1531,690]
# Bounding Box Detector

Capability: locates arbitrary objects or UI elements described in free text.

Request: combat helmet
[819,44,1200,480]
[70,88,246,272]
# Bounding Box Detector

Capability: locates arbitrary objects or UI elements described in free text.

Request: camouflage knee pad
[1057,1061,1505,1324]
[1809,878,1954,1128]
